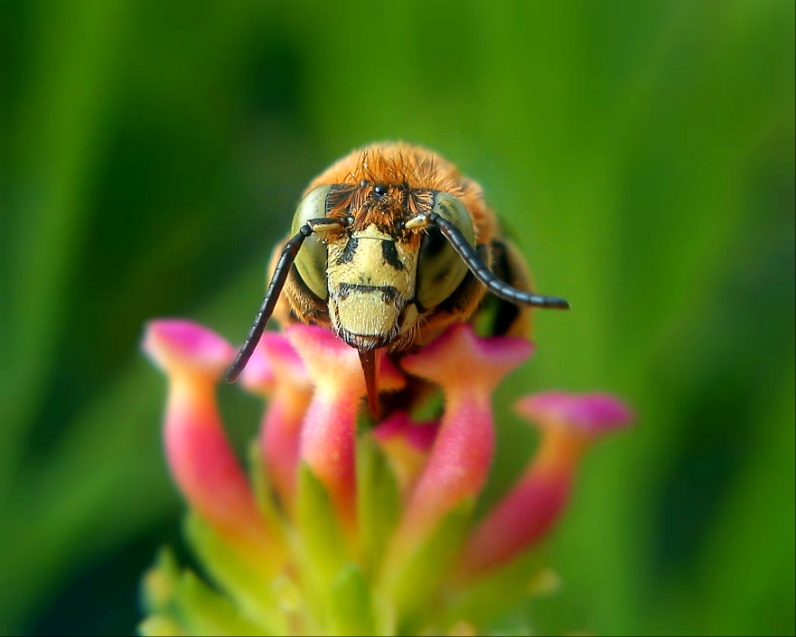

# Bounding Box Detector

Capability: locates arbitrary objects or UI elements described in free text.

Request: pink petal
[458,391,634,577]
[374,411,438,452]
[374,411,439,497]
[142,320,276,559]
[457,465,572,578]
[516,392,634,438]
[237,336,278,392]
[245,332,313,510]
[378,355,407,392]
[387,325,533,559]
[142,320,234,378]
[286,325,366,529]
[401,324,534,395]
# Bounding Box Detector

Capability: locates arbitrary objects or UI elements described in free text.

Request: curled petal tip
[237,343,276,391]
[402,324,534,391]
[261,332,308,376]
[516,392,634,437]
[421,323,534,364]
[285,323,343,352]
[379,354,407,392]
[142,320,234,377]
[459,393,633,577]
[286,325,364,389]
[146,321,271,548]
[239,332,308,392]
[374,412,439,498]
[374,411,438,452]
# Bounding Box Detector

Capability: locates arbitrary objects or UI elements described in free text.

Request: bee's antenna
[226,217,344,383]
[428,212,570,310]
[226,225,313,383]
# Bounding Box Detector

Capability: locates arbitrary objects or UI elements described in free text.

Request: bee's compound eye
[291,185,332,300]
[415,192,475,308]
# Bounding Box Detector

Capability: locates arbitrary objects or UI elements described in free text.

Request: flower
[140,320,633,636]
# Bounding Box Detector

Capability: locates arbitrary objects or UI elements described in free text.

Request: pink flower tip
[142,320,235,378]
[286,322,343,353]
[401,324,534,393]
[237,341,276,390]
[516,392,634,437]
[286,323,406,393]
[374,412,439,452]
[239,331,309,392]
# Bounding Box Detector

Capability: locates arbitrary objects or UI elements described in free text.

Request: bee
[227,142,569,415]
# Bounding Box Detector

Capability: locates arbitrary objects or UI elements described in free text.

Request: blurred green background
[1,0,793,635]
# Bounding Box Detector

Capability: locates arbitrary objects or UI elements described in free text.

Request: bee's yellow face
[290,179,476,351]
[325,222,419,350]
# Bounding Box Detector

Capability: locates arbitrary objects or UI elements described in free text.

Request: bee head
[226,143,568,388]
[291,185,476,353]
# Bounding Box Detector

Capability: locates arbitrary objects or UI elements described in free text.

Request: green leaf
[440,550,550,632]
[247,441,288,544]
[139,548,269,636]
[175,569,272,636]
[294,463,352,614]
[387,501,473,633]
[140,547,181,615]
[137,615,186,637]
[327,563,377,636]
[184,514,285,635]
[356,434,400,575]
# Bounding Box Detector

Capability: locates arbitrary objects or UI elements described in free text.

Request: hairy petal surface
[142,320,278,565]
[459,392,634,577]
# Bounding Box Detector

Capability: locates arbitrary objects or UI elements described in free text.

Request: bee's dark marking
[337,282,399,303]
[381,240,404,270]
[336,237,359,265]
[373,184,388,197]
